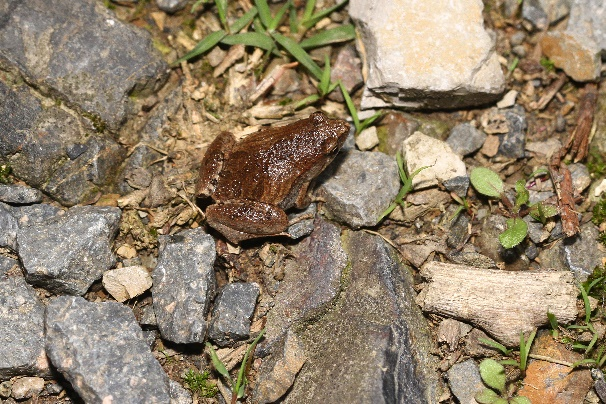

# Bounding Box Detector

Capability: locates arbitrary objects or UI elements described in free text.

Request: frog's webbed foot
[205,200,288,244]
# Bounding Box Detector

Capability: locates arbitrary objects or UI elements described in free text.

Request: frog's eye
[310,111,326,126]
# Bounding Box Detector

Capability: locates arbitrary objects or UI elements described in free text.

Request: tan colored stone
[541,31,601,82]
[102,266,152,302]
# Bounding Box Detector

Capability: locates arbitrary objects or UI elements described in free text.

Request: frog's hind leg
[206,200,288,243]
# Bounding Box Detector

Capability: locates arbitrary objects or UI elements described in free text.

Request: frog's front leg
[205,199,289,243]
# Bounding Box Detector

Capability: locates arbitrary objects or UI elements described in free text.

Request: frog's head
[310,111,350,155]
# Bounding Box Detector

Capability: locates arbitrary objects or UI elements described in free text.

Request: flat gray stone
[446,123,487,156]
[522,0,570,30]
[45,296,171,403]
[0,81,125,206]
[156,0,188,13]
[280,230,441,403]
[209,282,260,347]
[316,149,400,228]
[497,105,527,159]
[0,257,49,378]
[0,184,42,204]
[18,206,121,295]
[0,202,18,250]
[350,0,504,110]
[0,0,168,131]
[8,203,62,228]
[447,359,484,404]
[567,0,606,56]
[152,228,216,344]
[563,222,606,280]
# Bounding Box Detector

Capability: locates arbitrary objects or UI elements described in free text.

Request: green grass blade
[215,0,228,31]
[289,2,298,33]
[319,55,331,95]
[230,6,258,33]
[174,30,227,64]
[358,111,383,133]
[255,0,272,30]
[579,282,593,323]
[303,0,316,21]
[377,202,397,222]
[547,311,559,338]
[302,0,348,29]
[396,151,407,183]
[571,358,597,368]
[479,337,512,355]
[271,32,323,79]
[519,329,536,371]
[268,0,290,31]
[300,24,356,49]
[234,329,266,397]
[206,342,233,386]
[586,331,599,354]
[221,32,275,51]
[338,81,359,129]
[499,359,519,366]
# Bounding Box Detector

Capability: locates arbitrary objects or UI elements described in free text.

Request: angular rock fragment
[152,228,216,344]
[46,296,171,403]
[18,206,121,295]
[209,282,260,347]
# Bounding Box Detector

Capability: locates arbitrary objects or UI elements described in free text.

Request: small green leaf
[358,111,383,134]
[479,359,506,394]
[215,0,228,31]
[499,359,519,366]
[221,32,275,51]
[547,311,559,338]
[267,0,290,31]
[475,388,501,404]
[529,202,558,224]
[302,0,348,29]
[514,179,529,208]
[319,55,331,96]
[510,396,532,404]
[299,25,356,49]
[470,167,504,198]
[271,32,323,79]
[339,81,359,129]
[499,218,528,249]
[174,30,227,64]
[302,0,317,22]
[206,342,233,386]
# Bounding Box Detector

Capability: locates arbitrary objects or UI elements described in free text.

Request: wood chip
[419,262,578,346]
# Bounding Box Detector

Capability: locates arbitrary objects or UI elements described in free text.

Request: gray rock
[18,206,121,295]
[152,228,216,344]
[156,0,188,13]
[0,81,125,206]
[522,0,570,30]
[169,379,192,404]
[510,31,527,46]
[8,203,62,228]
[569,163,591,194]
[0,185,42,204]
[45,296,171,403]
[0,203,18,250]
[350,0,504,110]
[43,136,125,206]
[447,213,470,249]
[524,216,551,244]
[567,0,606,56]
[209,283,260,347]
[280,230,441,403]
[0,0,168,131]
[315,149,400,228]
[497,105,527,159]
[0,257,49,378]
[443,176,470,198]
[140,304,158,328]
[329,45,364,103]
[286,203,316,240]
[260,218,347,353]
[447,359,484,404]
[562,222,605,280]
[446,123,487,156]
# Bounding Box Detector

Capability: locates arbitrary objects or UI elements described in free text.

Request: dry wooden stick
[533,73,567,110]
[549,163,580,237]
[567,82,598,162]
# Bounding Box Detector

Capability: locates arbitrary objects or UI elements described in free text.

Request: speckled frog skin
[196,111,350,243]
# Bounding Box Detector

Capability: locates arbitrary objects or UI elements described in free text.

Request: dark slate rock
[447,213,470,249]
[17,206,121,295]
[8,203,62,228]
[443,175,470,198]
[209,282,260,347]
[169,379,193,404]
[0,81,125,206]
[562,222,605,280]
[156,0,188,13]
[259,218,347,355]
[45,296,171,403]
[446,123,487,156]
[43,135,125,206]
[0,184,42,204]
[0,257,49,378]
[152,228,216,344]
[0,202,18,250]
[315,149,400,228]
[496,105,527,159]
[0,0,168,131]
[286,203,316,240]
[447,359,484,404]
[278,230,441,403]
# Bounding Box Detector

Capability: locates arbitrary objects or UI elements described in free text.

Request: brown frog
[196,111,350,243]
